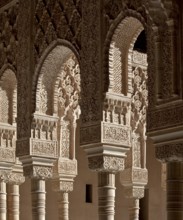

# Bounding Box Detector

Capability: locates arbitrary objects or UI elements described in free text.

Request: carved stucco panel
[88,156,124,172]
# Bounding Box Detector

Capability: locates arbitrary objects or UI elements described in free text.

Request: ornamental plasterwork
[88,156,124,172]
[52,54,80,189]
[52,180,74,193]
[23,166,53,179]
[0,68,17,172]
[121,50,148,198]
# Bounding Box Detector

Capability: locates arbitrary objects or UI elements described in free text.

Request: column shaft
[58,192,69,220]
[7,184,20,220]
[167,162,183,220]
[98,172,116,220]
[129,199,140,220]
[0,181,6,220]
[31,179,46,220]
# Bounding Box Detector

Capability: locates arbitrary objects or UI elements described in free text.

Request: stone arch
[103,10,147,94]
[0,65,17,125]
[32,40,81,161]
[105,14,148,204]
[32,39,80,115]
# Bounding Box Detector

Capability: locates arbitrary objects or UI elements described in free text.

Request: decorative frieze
[156,143,183,162]
[102,122,130,146]
[31,139,57,158]
[0,148,15,163]
[0,124,16,164]
[53,159,77,176]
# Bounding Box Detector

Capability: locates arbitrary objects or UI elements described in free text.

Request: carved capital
[0,170,11,183]
[124,187,144,199]
[23,166,53,179]
[8,172,25,185]
[52,180,73,192]
[88,156,124,172]
[156,143,183,162]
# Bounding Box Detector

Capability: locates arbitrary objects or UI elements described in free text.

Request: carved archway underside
[108,17,144,96]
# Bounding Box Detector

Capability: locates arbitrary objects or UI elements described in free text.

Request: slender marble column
[129,199,140,220]
[7,184,20,220]
[58,192,69,220]
[98,172,116,220]
[0,181,7,220]
[31,179,46,220]
[167,162,183,220]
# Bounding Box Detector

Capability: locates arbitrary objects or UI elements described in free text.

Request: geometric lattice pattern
[34,0,81,61]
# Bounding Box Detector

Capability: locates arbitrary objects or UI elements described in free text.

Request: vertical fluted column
[129,199,140,220]
[167,162,183,220]
[7,185,19,220]
[98,172,116,220]
[0,181,7,220]
[58,191,69,220]
[31,179,46,220]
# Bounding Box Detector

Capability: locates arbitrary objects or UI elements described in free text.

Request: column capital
[8,173,25,185]
[0,170,11,183]
[124,187,145,199]
[88,155,124,172]
[52,180,73,193]
[24,165,53,179]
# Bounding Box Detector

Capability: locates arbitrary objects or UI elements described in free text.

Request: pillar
[0,181,7,220]
[98,172,116,220]
[58,192,69,220]
[129,199,140,220]
[31,179,46,220]
[7,185,19,220]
